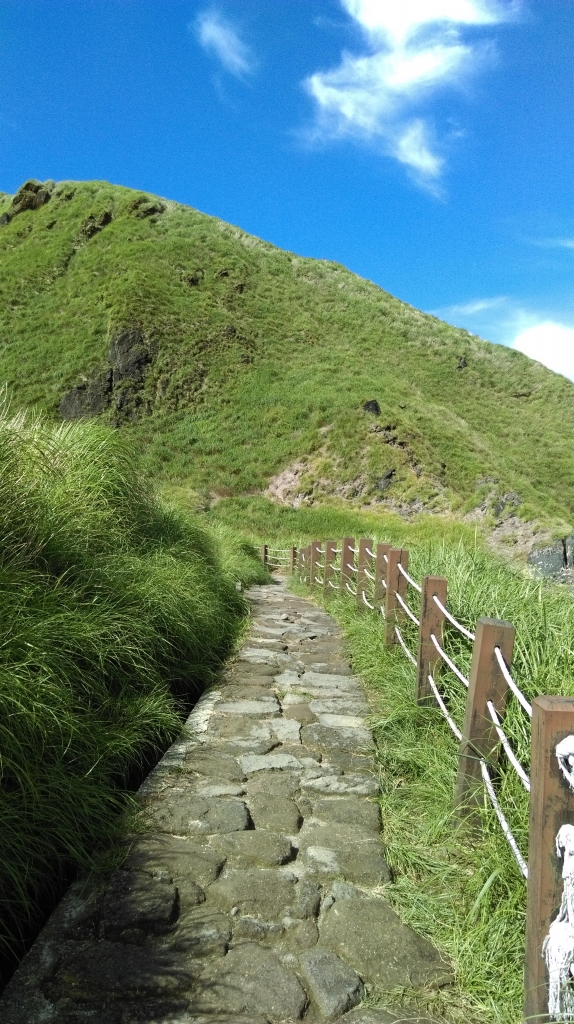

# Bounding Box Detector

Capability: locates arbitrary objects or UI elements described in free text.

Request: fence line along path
[282,538,574,1023]
[0,575,451,1024]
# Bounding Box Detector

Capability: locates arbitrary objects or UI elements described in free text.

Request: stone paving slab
[0,578,452,1024]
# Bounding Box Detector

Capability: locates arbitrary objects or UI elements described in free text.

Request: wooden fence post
[374,543,390,608]
[356,538,374,611]
[384,548,409,646]
[289,546,297,574]
[524,696,574,1023]
[340,537,355,594]
[261,544,268,567]
[454,618,515,820]
[323,540,337,594]
[416,575,448,705]
[304,544,312,585]
[310,540,322,588]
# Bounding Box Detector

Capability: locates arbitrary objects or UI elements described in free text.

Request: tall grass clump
[0,400,266,985]
[293,531,574,1024]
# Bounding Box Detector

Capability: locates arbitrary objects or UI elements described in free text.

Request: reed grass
[0,399,266,984]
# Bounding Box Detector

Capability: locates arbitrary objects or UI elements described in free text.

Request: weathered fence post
[304,544,312,585]
[416,575,448,705]
[289,546,297,574]
[261,544,268,567]
[374,543,390,608]
[340,537,355,594]
[524,696,574,1023]
[454,618,515,821]
[323,540,337,593]
[384,548,409,646]
[310,540,322,588]
[356,538,374,611]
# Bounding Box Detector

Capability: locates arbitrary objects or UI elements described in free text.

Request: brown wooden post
[356,538,374,611]
[384,548,409,646]
[304,544,312,585]
[416,575,448,704]
[374,543,390,608]
[340,537,355,594]
[454,618,515,820]
[289,546,297,574]
[310,540,322,588]
[323,540,337,594]
[261,544,268,567]
[524,696,574,1023]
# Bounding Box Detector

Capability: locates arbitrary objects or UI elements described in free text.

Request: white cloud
[195,9,255,79]
[304,0,516,186]
[512,322,574,382]
[441,295,508,316]
[533,238,574,250]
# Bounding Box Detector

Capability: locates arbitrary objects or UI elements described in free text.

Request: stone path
[0,579,450,1024]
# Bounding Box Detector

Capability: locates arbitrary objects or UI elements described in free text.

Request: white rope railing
[380,605,386,619]
[394,625,417,666]
[494,647,532,719]
[345,563,357,573]
[430,634,470,688]
[362,590,374,609]
[349,546,358,554]
[397,563,422,593]
[365,547,375,558]
[383,553,388,563]
[428,673,462,741]
[486,701,531,791]
[432,595,475,642]
[395,591,420,627]
[480,760,528,878]
[328,580,338,589]
[364,568,375,581]
[381,578,387,589]
[345,582,357,596]
[314,576,323,585]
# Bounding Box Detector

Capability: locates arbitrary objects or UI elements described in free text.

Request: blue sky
[2,1,574,376]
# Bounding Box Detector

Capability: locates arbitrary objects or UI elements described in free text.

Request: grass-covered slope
[0,400,265,983]
[1,178,574,530]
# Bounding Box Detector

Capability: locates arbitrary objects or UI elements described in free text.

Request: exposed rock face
[80,210,112,239]
[526,530,574,578]
[362,399,380,415]
[59,328,154,422]
[0,580,451,1023]
[0,179,54,225]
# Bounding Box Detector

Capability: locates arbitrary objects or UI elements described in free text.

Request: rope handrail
[430,634,470,688]
[395,591,420,627]
[432,595,475,642]
[486,701,530,792]
[383,553,389,563]
[365,547,375,558]
[333,548,342,554]
[480,760,528,879]
[331,565,341,572]
[345,563,357,573]
[362,590,374,610]
[349,546,358,554]
[494,647,532,719]
[381,578,387,589]
[314,576,323,585]
[428,672,462,741]
[364,568,375,581]
[394,625,417,666]
[397,563,422,593]
[328,580,338,589]
[380,605,386,619]
[345,582,357,596]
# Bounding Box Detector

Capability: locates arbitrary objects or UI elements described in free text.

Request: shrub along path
[0,579,450,1024]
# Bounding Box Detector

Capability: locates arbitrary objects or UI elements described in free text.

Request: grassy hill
[1,177,574,540]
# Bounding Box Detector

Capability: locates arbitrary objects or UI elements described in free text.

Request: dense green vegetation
[0,400,265,983]
[281,514,574,1024]
[1,179,574,534]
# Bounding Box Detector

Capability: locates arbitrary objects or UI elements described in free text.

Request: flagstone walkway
[0,578,450,1024]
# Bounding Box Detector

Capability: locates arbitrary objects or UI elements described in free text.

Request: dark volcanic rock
[363,399,380,415]
[377,468,396,492]
[80,210,112,239]
[59,369,113,419]
[109,327,152,383]
[528,540,566,576]
[1,179,54,225]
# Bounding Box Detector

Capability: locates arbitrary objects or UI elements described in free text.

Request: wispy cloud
[303,0,518,190]
[531,238,574,250]
[194,9,255,79]
[434,294,574,380]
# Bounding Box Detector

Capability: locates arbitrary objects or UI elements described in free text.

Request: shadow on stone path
[0,579,451,1024]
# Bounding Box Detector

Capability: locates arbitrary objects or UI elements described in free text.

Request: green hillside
[1,177,573,537]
